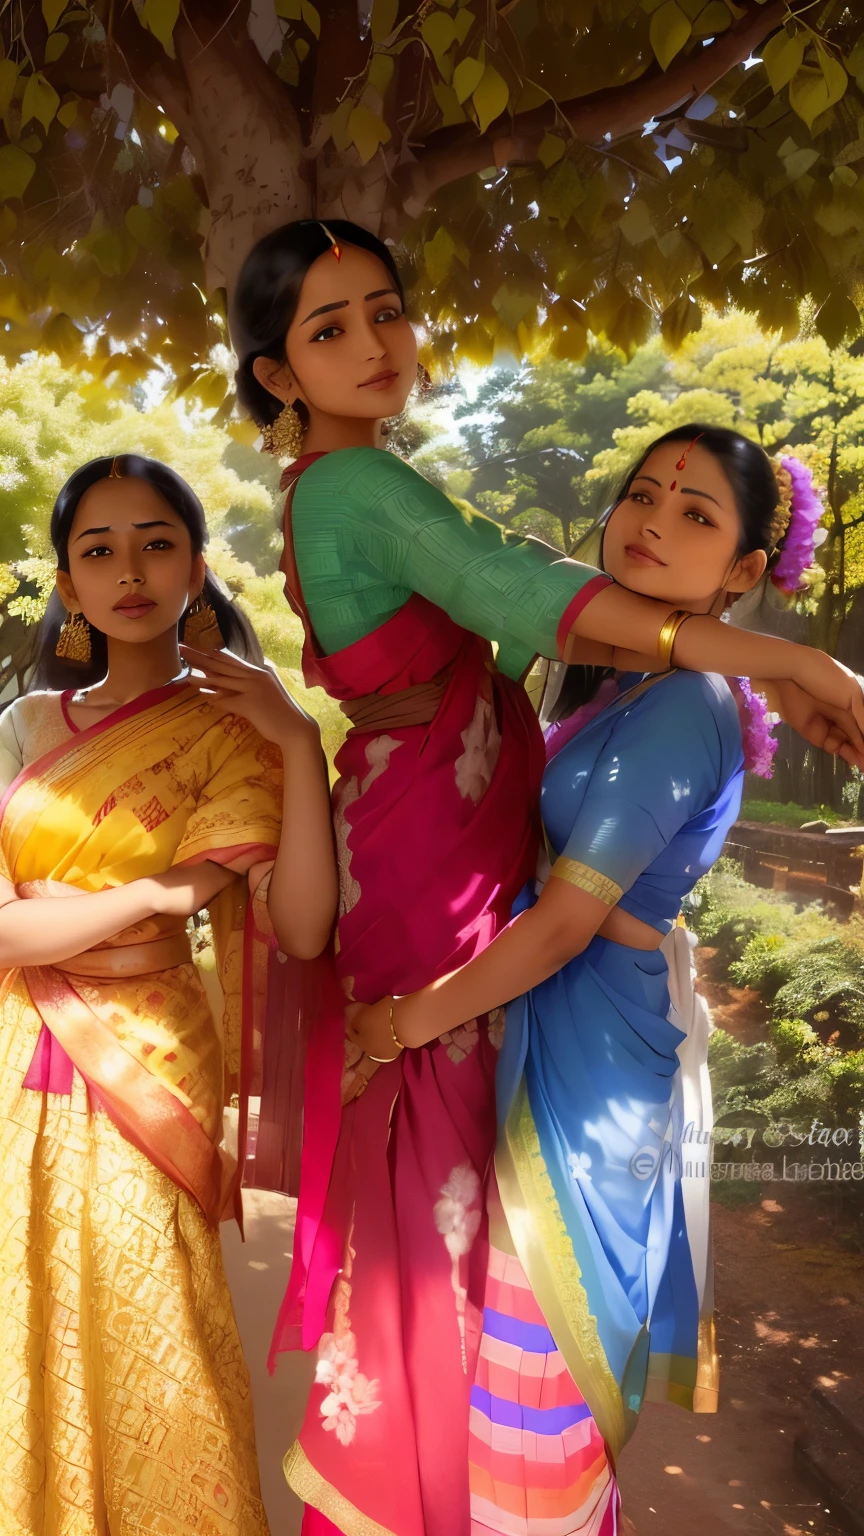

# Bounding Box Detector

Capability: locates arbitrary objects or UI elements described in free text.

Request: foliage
[0,354,279,567]
[709,1022,864,1131]
[0,3,861,397]
[738,797,850,827]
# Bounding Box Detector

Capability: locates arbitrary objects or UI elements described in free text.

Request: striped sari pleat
[469,1247,619,1536]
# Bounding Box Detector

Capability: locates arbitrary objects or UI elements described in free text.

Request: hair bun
[769,455,824,596]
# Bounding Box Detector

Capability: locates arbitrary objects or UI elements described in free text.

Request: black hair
[30,453,264,691]
[551,423,783,723]
[230,218,406,429]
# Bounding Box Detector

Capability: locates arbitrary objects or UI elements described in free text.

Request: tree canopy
[0,1,862,405]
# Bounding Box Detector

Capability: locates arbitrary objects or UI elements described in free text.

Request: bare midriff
[597,905,664,951]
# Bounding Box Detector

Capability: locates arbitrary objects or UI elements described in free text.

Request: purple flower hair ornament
[770,455,825,596]
[735,677,779,780]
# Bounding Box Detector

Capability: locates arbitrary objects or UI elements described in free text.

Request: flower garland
[771,456,824,595]
[736,676,779,779]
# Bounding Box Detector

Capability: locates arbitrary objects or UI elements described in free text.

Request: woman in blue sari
[349,425,828,1534]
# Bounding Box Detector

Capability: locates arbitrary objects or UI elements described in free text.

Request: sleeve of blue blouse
[550,674,727,907]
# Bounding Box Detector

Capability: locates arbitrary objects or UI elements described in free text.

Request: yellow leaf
[275,0,302,13]
[538,133,564,168]
[789,49,847,132]
[142,0,180,59]
[347,103,391,164]
[762,27,806,93]
[472,64,508,134]
[691,0,729,36]
[228,418,261,448]
[0,60,18,118]
[421,12,457,65]
[453,7,473,44]
[124,204,171,256]
[424,225,457,288]
[42,0,67,29]
[815,290,860,350]
[44,32,69,63]
[452,56,484,105]
[660,294,702,348]
[296,37,310,61]
[301,1,321,38]
[0,206,17,243]
[0,145,36,202]
[41,311,82,363]
[368,54,394,94]
[371,0,399,44]
[618,197,655,244]
[431,80,465,126]
[21,72,60,132]
[649,0,691,72]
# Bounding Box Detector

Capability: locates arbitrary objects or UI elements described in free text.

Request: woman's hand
[341,1046,384,1105]
[758,679,864,769]
[345,997,404,1061]
[146,861,235,918]
[180,644,320,750]
[789,652,864,757]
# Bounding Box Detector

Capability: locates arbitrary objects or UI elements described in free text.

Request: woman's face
[602,440,767,613]
[55,476,205,646]
[255,243,417,423]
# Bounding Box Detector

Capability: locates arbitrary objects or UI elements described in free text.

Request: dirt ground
[223,944,864,1536]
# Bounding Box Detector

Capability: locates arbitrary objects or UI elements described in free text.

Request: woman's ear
[55,569,79,612]
[188,551,207,606]
[726,547,768,596]
[252,355,295,404]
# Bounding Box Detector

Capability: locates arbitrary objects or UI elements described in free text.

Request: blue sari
[469,669,743,1534]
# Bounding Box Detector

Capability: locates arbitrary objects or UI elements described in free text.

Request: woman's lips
[113,599,157,619]
[624,543,666,568]
[359,370,399,391]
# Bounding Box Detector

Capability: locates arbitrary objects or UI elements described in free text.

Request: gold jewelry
[319,222,342,261]
[183,594,222,650]
[55,610,91,664]
[656,609,691,669]
[366,997,406,1062]
[262,400,305,460]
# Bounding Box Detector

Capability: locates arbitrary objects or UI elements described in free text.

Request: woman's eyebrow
[365,288,400,301]
[680,485,721,507]
[300,299,349,325]
[74,519,175,541]
[632,475,660,486]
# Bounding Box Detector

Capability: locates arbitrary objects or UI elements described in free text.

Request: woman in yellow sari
[0,454,337,1535]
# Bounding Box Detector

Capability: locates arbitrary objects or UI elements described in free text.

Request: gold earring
[56,610,91,664]
[183,594,222,650]
[262,400,305,460]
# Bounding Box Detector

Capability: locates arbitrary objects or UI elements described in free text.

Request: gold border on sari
[283,1442,398,1536]
[549,856,622,906]
[495,1079,627,1459]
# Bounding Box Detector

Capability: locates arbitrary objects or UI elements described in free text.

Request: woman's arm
[0,862,235,969]
[181,644,338,959]
[347,877,609,1058]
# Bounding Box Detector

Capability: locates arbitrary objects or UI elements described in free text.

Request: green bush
[773,937,864,1047]
[739,799,850,829]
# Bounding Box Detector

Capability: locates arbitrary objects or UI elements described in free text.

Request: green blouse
[291,448,606,681]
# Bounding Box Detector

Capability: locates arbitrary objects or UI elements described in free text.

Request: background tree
[0,1,861,404]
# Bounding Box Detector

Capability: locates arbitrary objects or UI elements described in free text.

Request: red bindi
[669,432,703,489]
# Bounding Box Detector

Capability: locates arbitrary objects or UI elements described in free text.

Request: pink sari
[271,460,546,1536]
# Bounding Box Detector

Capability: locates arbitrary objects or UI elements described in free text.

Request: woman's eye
[143,539,173,551]
[630,492,651,505]
[685,509,712,526]
[81,545,112,558]
[311,324,343,343]
[374,306,401,324]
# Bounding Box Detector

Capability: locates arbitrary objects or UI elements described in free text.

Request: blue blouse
[542,670,745,934]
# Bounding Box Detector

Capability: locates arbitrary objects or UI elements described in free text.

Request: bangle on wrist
[366,995,407,1063]
[656,609,691,670]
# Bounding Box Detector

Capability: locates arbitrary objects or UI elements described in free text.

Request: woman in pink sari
[216,218,864,1536]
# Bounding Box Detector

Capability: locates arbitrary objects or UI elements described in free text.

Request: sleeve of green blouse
[294,447,610,679]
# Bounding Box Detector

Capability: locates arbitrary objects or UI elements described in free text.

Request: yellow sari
[0,680,282,1536]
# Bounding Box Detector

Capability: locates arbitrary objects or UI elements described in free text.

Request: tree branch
[403,0,785,209]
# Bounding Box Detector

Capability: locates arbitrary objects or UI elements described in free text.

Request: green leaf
[618,197,655,245]
[44,32,69,63]
[424,225,457,287]
[789,48,847,133]
[21,72,60,132]
[301,1,321,38]
[431,80,465,126]
[538,132,564,168]
[347,103,391,163]
[762,28,806,94]
[691,1,730,36]
[814,290,861,350]
[0,145,36,202]
[472,64,508,134]
[368,53,394,94]
[453,7,473,44]
[649,1,691,72]
[141,0,181,59]
[0,206,17,243]
[542,158,584,223]
[0,60,18,118]
[42,0,67,29]
[452,56,484,105]
[421,12,457,65]
[125,204,172,256]
[660,294,702,347]
[371,0,399,44]
[275,0,303,14]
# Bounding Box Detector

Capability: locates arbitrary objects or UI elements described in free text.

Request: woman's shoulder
[299,446,427,500]
[634,669,741,749]
[0,690,69,786]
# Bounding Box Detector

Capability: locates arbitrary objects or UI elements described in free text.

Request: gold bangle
[656,609,691,670]
[365,997,406,1063]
